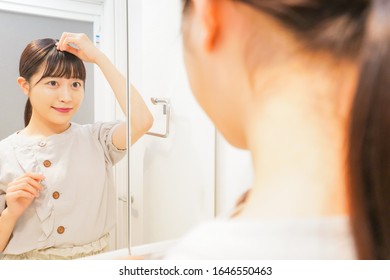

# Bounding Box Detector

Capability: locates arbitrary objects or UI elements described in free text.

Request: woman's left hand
[56,32,102,64]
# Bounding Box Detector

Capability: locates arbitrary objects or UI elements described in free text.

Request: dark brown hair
[183,0,390,259]
[19,38,86,126]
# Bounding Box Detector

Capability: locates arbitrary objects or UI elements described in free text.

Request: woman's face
[25,64,84,127]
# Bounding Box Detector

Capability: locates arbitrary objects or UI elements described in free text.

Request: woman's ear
[17,77,30,97]
[193,0,219,51]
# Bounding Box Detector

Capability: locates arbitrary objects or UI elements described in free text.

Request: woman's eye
[47,81,58,87]
[72,82,82,89]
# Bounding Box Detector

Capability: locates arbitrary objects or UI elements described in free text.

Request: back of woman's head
[20,38,86,126]
[183,0,390,259]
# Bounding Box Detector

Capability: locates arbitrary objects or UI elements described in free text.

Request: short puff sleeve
[91,121,127,165]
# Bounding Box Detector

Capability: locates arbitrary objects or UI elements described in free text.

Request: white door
[128,0,216,251]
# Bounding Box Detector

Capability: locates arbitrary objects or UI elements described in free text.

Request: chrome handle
[146,97,171,138]
[118,195,128,203]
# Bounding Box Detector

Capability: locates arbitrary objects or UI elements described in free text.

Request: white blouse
[0,122,126,255]
[165,216,357,259]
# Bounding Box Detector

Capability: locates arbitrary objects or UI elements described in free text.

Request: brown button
[52,191,60,199]
[57,226,65,234]
[43,160,52,168]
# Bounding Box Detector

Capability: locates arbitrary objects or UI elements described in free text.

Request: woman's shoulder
[0,133,17,149]
[0,133,19,164]
[70,121,124,134]
[59,122,98,139]
[164,216,356,259]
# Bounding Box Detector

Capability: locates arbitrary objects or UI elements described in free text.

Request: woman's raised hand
[56,32,102,64]
[5,173,45,219]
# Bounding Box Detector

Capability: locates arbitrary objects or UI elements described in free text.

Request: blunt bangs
[41,47,86,82]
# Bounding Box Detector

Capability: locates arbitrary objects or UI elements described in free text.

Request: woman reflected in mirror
[0,32,153,259]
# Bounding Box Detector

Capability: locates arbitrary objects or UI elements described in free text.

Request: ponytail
[24,99,32,127]
[348,0,390,259]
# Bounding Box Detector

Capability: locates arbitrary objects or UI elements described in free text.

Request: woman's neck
[22,114,71,138]
[238,65,355,219]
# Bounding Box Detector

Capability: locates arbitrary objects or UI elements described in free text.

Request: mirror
[127,0,254,259]
[0,0,129,259]
[127,0,216,256]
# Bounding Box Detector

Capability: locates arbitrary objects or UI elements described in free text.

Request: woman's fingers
[61,36,79,52]
[6,190,35,201]
[4,173,45,218]
[5,190,35,218]
[11,172,45,183]
[57,32,73,51]
[7,182,41,198]
[57,32,83,51]
[56,32,98,63]
[24,172,45,182]
[20,177,44,192]
[7,173,44,197]
[9,173,44,187]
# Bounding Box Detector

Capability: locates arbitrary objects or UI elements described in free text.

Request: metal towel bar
[146,97,171,138]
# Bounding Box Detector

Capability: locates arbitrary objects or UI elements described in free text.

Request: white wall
[129,0,215,248]
[128,0,254,253]
[216,133,253,216]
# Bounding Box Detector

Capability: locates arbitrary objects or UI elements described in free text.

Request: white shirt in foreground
[165,216,356,259]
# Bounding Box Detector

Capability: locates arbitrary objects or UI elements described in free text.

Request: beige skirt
[1,234,110,260]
